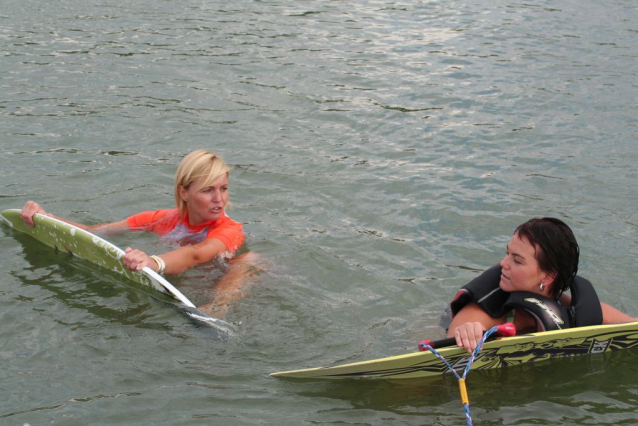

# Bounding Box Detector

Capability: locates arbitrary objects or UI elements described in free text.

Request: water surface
[1,0,637,424]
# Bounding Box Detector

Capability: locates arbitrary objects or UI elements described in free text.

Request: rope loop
[420,325,500,426]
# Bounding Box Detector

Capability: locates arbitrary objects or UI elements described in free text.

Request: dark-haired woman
[448,217,636,352]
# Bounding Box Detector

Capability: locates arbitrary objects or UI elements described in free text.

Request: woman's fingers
[20,201,46,227]
[123,248,149,271]
[454,322,486,353]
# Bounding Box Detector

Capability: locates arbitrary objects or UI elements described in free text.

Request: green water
[1,0,637,424]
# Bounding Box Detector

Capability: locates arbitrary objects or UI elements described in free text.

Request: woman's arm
[447,301,507,352]
[123,237,229,275]
[20,200,129,235]
[601,302,638,324]
[22,201,231,275]
[197,252,263,318]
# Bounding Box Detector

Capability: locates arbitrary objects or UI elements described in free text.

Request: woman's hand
[452,321,486,353]
[20,201,49,227]
[123,247,153,272]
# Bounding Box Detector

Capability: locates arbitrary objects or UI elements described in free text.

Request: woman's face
[499,232,550,294]
[179,174,229,225]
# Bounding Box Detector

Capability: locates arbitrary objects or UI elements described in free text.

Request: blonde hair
[174,150,230,217]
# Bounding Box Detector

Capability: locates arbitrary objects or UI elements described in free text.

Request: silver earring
[539,283,545,291]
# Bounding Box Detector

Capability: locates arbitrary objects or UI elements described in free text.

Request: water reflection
[6,228,186,331]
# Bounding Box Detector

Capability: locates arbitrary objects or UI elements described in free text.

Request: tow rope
[418,323,516,425]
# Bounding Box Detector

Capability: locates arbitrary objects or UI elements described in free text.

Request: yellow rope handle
[458,379,470,405]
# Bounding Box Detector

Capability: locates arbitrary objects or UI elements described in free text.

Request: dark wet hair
[514,217,580,300]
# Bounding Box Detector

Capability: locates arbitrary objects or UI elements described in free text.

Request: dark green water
[1,0,637,424]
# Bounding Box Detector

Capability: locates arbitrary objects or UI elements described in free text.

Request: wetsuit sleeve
[206,219,245,252]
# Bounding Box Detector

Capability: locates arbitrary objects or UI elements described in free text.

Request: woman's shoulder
[206,213,244,251]
[127,209,179,231]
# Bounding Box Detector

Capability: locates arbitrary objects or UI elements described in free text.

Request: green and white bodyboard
[1,208,231,333]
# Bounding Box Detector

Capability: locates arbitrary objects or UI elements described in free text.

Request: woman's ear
[177,185,188,202]
[542,272,557,287]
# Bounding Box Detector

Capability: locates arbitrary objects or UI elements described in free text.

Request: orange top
[126,209,244,252]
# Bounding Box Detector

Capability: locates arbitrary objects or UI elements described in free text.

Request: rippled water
[1,0,637,425]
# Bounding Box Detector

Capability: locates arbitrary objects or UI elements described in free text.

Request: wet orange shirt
[126,209,244,252]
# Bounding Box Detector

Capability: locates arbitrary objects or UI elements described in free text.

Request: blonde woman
[20,150,251,316]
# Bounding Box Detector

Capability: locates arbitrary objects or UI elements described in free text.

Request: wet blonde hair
[174,150,230,217]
